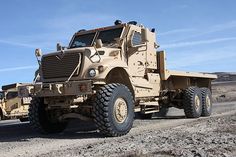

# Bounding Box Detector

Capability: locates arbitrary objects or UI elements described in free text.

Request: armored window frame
[6,91,18,99]
[131,31,142,46]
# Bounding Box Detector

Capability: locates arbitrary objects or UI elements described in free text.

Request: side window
[131,32,142,46]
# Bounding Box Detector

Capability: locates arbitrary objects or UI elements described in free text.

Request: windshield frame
[69,32,97,48]
[6,91,18,100]
[69,25,125,49]
[96,27,124,45]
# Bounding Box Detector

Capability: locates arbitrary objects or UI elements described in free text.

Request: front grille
[42,52,81,79]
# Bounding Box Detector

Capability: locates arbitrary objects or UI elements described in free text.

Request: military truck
[18,20,217,136]
[0,83,31,121]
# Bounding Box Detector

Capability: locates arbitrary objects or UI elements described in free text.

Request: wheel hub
[114,98,128,123]
[195,95,201,111]
[206,95,211,110]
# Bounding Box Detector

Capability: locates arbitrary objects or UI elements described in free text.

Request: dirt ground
[212,81,236,103]
[40,111,236,157]
[0,101,235,157]
[0,82,235,157]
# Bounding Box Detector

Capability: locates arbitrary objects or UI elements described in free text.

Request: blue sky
[0,0,236,87]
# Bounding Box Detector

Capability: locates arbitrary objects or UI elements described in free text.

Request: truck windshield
[70,32,96,48]
[6,91,18,99]
[70,27,123,48]
[97,27,123,44]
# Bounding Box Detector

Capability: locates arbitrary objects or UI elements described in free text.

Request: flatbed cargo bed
[164,70,217,80]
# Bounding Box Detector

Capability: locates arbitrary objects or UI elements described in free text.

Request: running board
[140,101,160,114]
[140,101,159,106]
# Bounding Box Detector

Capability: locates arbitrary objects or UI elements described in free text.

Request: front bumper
[18,80,93,97]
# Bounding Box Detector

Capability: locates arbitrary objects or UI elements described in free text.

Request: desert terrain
[0,73,235,157]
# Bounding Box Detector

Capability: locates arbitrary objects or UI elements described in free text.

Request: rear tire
[183,86,202,118]
[29,97,67,134]
[93,83,134,137]
[201,88,212,117]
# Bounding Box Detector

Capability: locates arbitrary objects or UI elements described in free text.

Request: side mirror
[35,49,43,66]
[35,49,42,57]
[95,39,103,48]
[0,92,4,100]
[141,28,149,43]
[57,43,63,51]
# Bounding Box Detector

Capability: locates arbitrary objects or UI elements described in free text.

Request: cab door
[127,30,147,77]
[5,91,19,113]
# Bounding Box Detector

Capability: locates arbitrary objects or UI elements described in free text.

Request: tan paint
[0,83,31,120]
[18,21,217,113]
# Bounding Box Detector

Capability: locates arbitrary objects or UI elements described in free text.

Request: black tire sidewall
[29,98,67,134]
[183,87,203,118]
[201,88,212,116]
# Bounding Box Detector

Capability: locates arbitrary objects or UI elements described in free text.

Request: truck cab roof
[2,83,31,91]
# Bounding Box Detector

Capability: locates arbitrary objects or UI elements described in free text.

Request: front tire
[183,86,202,118]
[29,97,67,134]
[93,83,134,137]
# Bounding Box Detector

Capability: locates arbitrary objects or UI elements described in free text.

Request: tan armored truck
[18,20,217,136]
[0,83,32,121]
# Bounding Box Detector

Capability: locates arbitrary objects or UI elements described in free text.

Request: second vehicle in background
[0,83,32,122]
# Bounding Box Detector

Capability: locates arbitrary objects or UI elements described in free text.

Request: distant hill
[213,72,236,82]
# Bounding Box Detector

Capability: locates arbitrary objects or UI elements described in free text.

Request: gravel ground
[0,102,235,157]
[212,81,236,103]
[40,111,236,157]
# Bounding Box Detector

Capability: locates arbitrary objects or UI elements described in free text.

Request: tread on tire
[183,86,202,118]
[29,97,67,134]
[93,83,134,137]
[201,87,213,117]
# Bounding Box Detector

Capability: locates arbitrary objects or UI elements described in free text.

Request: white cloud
[0,13,117,51]
[158,20,236,44]
[0,39,36,48]
[161,37,236,49]
[0,65,37,72]
[208,20,236,33]
[43,13,117,31]
[159,28,195,36]
[0,37,55,51]
[167,46,236,70]
[170,20,236,42]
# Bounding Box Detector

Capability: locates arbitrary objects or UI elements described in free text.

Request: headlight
[88,68,96,77]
